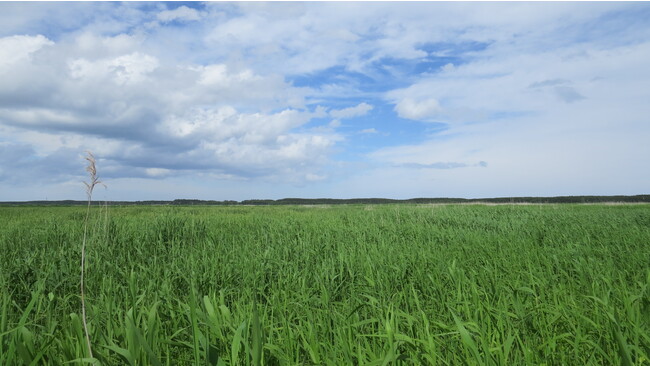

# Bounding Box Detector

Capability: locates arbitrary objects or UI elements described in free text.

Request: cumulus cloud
[393,97,441,121]
[155,107,339,178]
[0,30,336,185]
[0,35,53,69]
[68,52,159,85]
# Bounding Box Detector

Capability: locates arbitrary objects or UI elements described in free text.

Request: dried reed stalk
[81,151,104,359]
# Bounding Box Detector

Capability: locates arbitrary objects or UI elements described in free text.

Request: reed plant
[80,151,105,361]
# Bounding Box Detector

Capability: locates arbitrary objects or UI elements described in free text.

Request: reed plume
[81,151,105,359]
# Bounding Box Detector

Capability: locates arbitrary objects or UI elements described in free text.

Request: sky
[0,1,649,201]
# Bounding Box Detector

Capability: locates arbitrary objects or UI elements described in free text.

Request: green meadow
[1,204,649,365]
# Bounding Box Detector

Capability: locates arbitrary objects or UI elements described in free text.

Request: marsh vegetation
[1,204,649,364]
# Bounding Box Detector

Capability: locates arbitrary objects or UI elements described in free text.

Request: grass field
[1,204,649,365]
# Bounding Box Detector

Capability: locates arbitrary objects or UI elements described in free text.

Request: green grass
[1,204,649,365]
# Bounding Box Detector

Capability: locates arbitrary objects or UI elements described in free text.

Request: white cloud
[180,114,330,177]
[370,70,650,197]
[69,52,159,85]
[393,97,441,121]
[329,102,373,119]
[0,35,53,70]
[162,107,313,145]
[188,63,307,111]
[157,6,202,23]
[198,2,637,78]
[0,29,334,185]
[305,173,326,182]
[198,64,257,86]
[74,33,144,56]
[359,128,378,134]
[145,167,171,177]
[204,3,453,75]
[440,63,456,73]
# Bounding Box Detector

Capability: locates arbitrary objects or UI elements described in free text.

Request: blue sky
[1,2,649,201]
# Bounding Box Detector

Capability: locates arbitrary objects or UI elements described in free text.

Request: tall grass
[0,204,649,364]
[80,151,104,361]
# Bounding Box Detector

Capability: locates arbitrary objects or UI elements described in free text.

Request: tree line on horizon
[2,195,649,206]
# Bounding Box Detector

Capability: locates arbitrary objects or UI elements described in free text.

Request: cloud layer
[1,2,649,200]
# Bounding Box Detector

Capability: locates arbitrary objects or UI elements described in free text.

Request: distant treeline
[1,195,649,206]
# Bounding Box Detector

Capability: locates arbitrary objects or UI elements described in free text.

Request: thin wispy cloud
[0,2,648,200]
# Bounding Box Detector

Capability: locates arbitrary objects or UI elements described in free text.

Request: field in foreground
[1,204,649,365]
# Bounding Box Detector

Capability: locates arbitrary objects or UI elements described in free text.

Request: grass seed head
[84,151,105,200]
